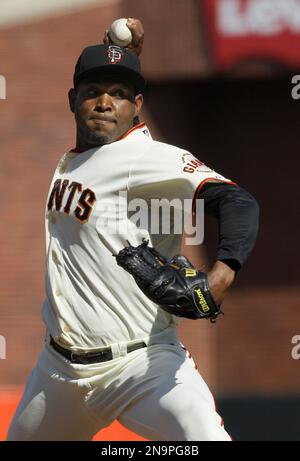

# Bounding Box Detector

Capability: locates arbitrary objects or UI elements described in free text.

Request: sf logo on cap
[107,45,124,64]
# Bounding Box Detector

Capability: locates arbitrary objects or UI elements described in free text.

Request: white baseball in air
[108,18,132,47]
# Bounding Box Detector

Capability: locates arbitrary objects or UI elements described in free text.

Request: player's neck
[74,136,108,153]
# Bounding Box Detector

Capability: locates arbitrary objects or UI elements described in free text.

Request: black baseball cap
[73,44,146,93]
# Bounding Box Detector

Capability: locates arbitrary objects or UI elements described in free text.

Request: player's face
[69,76,143,150]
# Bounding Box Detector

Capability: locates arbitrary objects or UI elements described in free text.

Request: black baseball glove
[115,239,223,322]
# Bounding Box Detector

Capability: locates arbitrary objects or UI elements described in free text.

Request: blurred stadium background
[0,0,299,441]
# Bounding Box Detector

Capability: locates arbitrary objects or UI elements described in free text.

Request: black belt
[50,336,147,364]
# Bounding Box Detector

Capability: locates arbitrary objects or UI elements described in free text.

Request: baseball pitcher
[7,19,259,441]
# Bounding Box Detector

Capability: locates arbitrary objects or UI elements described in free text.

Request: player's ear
[134,93,143,118]
[68,88,76,113]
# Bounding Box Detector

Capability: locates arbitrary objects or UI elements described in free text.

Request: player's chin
[85,127,116,146]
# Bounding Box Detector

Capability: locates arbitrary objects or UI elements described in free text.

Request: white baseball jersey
[42,123,233,351]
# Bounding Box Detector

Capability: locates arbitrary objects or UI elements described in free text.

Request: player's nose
[94,93,113,111]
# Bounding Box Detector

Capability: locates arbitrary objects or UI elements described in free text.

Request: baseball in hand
[108,18,133,47]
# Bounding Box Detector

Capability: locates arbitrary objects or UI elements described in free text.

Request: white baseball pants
[7,341,231,441]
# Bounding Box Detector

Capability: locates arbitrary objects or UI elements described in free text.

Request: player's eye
[113,89,125,98]
[85,86,99,98]
[87,88,98,97]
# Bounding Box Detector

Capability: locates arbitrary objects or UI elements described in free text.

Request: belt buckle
[70,351,77,363]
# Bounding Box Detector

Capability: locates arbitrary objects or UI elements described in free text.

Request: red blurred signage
[203,0,300,70]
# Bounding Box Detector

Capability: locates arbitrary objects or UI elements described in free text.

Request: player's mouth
[89,115,117,125]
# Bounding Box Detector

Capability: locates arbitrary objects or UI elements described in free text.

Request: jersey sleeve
[127,144,236,211]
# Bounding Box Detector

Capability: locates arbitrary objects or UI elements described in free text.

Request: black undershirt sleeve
[198,182,259,273]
